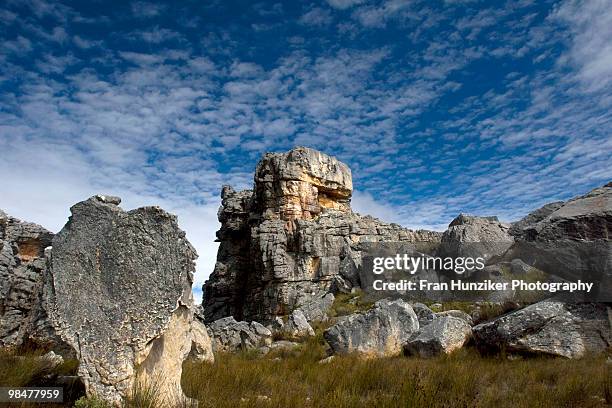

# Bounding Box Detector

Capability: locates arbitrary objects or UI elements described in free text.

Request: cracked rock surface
[44,195,212,405]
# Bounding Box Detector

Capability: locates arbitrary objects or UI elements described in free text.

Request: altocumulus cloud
[0,0,611,300]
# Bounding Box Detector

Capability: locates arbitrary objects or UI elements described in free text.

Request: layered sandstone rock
[202,147,442,323]
[43,195,213,406]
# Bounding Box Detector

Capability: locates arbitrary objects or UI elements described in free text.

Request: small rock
[286,310,315,337]
[94,194,121,205]
[510,259,531,275]
[318,356,335,364]
[41,351,64,369]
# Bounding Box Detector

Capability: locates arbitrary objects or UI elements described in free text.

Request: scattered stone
[404,316,472,358]
[208,316,272,352]
[473,300,611,358]
[43,195,207,405]
[286,310,315,337]
[323,299,419,357]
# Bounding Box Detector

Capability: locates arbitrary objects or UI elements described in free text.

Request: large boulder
[207,316,272,352]
[0,210,68,353]
[202,147,442,323]
[404,316,472,358]
[440,214,514,265]
[43,195,211,406]
[323,299,419,357]
[473,300,611,358]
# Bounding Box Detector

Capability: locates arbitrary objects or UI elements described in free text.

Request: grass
[2,303,610,408]
[182,346,611,408]
[2,336,610,408]
[327,290,374,317]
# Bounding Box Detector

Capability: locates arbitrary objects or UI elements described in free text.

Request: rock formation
[473,300,611,358]
[323,299,419,357]
[43,195,213,406]
[207,316,272,352]
[508,183,612,300]
[439,214,514,265]
[0,210,67,352]
[203,147,441,323]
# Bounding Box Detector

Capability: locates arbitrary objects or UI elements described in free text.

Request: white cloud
[326,0,365,10]
[554,0,612,92]
[131,1,166,18]
[299,8,333,26]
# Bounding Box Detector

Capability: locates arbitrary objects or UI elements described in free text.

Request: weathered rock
[508,183,612,300]
[440,214,514,266]
[188,320,215,363]
[259,340,301,354]
[286,310,315,337]
[404,316,472,358]
[473,300,611,358]
[297,293,335,322]
[207,316,272,352]
[435,310,474,326]
[509,201,564,239]
[323,299,419,357]
[412,303,435,327]
[203,147,441,323]
[41,351,64,369]
[509,258,531,275]
[0,210,67,352]
[43,195,206,406]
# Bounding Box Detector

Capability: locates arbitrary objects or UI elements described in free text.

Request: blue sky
[1,0,611,295]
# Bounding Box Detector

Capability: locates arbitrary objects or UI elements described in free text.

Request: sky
[1,0,611,300]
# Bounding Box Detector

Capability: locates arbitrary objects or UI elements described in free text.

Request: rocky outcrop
[43,195,211,406]
[207,316,272,352]
[440,214,514,266]
[0,210,67,352]
[508,183,612,300]
[508,202,564,239]
[404,316,472,358]
[473,300,611,358]
[323,299,419,357]
[203,147,441,323]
